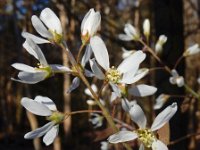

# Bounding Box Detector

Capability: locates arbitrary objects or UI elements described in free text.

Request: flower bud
[143,19,150,39]
[183,44,200,57]
[155,35,167,54]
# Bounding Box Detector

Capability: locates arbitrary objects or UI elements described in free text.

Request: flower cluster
[11,6,199,150]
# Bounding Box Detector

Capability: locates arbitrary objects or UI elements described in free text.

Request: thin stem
[173,55,183,69]
[139,39,171,73]
[169,132,200,145]
[184,84,200,100]
[65,110,102,118]
[139,39,200,100]
[59,42,132,150]
[76,43,86,63]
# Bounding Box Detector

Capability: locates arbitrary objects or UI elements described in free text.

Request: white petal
[50,64,72,73]
[118,34,133,41]
[151,103,177,131]
[123,68,149,84]
[24,122,54,139]
[18,71,47,83]
[120,67,139,84]
[89,59,105,80]
[108,131,138,143]
[12,63,36,73]
[40,8,62,35]
[121,98,136,112]
[152,140,168,150]
[21,97,52,116]
[129,103,147,128]
[34,96,57,111]
[111,92,118,102]
[128,84,157,97]
[139,144,145,150]
[81,44,93,67]
[81,9,94,34]
[110,83,121,97]
[43,125,59,146]
[22,32,50,44]
[31,15,53,38]
[117,50,146,73]
[84,84,98,97]
[176,76,184,87]
[84,69,94,77]
[89,12,101,36]
[90,36,110,70]
[67,77,80,93]
[23,39,48,66]
[154,94,169,110]
[124,23,140,40]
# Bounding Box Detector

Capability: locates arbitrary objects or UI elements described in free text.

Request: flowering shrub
[11,7,200,150]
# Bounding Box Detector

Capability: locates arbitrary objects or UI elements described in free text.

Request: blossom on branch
[21,96,64,146]
[11,39,70,84]
[22,8,63,44]
[108,103,177,150]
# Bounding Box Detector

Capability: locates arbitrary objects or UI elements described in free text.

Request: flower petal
[34,96,57,111]
[17,71,47,84]
[40,8,62,35]
[129,103,147,128]
[24,122,54,139]
[22,32,50,44]
[84,69,94,77]
[89,59,105,80]
[12,63,36,73]
[152,140,168,150]
[121,98,136,112]
[90,36,110,70]
[23,39,48,67]
[151,103,177,131]
[128,84,157,97]
[139,144,145,150]
[50,64,72,73]
[117,50,146,73]
[84,84,98,97]
[67,77,80,93]
[110,83,121,97]
[108,131,138,143]
[118,34,133,41]
[21,97,52,116]
[31,15,53,39]
[43,125,59,146]
[81,44,93,67]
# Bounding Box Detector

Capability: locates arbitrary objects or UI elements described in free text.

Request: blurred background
[0,0,200,150]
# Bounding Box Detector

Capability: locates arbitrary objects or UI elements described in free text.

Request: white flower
[89,113,104,128]
[81,8,101,43]
[90,36,146,85]
[22,8,63,44]
[108,103,177,150]
[11,39,70,84]
[21,96,64,146]
[121,98,136,112]
[183,44,200,57]
[155,35,167,54]
[154,94,170,110]
[169,69,184,87]
[143,19,150,39]
[100,141,109,150]
[119,23,140,41]
[121,47,136,59]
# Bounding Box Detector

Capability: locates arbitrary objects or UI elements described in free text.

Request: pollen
[136,129,155,148]
[106,66,122,84]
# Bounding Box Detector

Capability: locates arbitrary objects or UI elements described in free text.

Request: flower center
[48,112,65,124]
[136,129,155,148]
[36,64,53,78]
[106,66,122,84]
